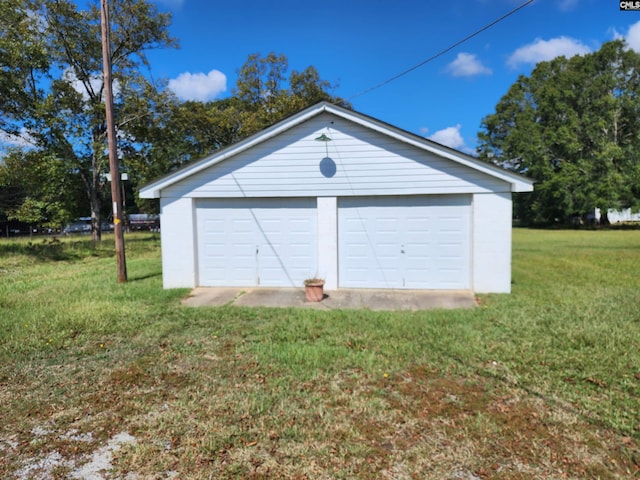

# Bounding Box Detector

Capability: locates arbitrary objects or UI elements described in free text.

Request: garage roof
[139,102,534,199]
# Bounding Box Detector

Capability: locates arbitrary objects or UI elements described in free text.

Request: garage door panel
[197,198,317,287]
[339,195,470,289]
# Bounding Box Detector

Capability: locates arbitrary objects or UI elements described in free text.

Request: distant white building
[592,208,640,224]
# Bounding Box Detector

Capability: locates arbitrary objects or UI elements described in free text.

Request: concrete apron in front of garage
[182,287,477,311]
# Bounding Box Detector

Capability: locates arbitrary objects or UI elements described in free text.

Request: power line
[349,0,535,100]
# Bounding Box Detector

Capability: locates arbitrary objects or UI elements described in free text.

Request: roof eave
[320,103,535,192]
[139,101,535,197]
[139,102,332,198]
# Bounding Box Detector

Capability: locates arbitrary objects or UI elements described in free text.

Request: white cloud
[557,0,579,11]
[62,68,120,101]
[0,128,35,150]
[168,70,227,101]
[427,124,466,150]
[445,52,492,77]
[507,36,591,67]
[623,21,640,52]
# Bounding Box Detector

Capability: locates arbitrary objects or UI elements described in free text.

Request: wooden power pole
[100,0,127,282]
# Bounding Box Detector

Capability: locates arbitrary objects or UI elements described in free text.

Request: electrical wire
[348,0,536,100]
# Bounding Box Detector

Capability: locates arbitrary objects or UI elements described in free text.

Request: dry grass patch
[1,335,638,479]
[1,231,639,479]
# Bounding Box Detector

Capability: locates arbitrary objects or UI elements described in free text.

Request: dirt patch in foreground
[1,359,638,479]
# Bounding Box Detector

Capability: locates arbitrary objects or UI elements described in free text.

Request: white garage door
[339,195,470,289]
[196,198,317,287]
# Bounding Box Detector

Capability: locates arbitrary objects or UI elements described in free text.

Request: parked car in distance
[62,218,92,235]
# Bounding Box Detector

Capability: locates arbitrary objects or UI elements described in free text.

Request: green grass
[0,230,638,479]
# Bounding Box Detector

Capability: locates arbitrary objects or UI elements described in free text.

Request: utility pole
[100,0,127,282]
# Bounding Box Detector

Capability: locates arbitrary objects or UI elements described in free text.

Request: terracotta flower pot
[304,279,325,302]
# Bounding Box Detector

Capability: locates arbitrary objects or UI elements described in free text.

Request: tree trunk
[88,133,105,242]
[89,166,102,242]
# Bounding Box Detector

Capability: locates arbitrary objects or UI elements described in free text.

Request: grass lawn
[0,229,638,479]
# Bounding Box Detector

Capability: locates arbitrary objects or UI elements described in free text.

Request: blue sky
[142,0,640,153]
[4,0,636,155]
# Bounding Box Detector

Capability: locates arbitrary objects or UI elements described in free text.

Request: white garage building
[139,102,533,293]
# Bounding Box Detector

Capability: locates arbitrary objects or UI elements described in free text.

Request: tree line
[0,0,347,240]
[3,0,640,234]
[478,40,640,226]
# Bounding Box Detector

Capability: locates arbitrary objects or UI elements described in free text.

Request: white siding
[317,197,338,290]
[160,197,197,288]
[472,192,512,293]
[146,103,527,293]
[163,113,510,199]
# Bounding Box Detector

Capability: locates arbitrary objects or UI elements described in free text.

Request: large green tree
[477,40,640,225]
[0,148,84,229]
[233,52,350,129]
[0,0,175,239]
[125,52,350,212]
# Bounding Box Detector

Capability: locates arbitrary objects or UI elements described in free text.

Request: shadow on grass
[125,233,160,243]
[128,271,162,282]
[0,236,113,262]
